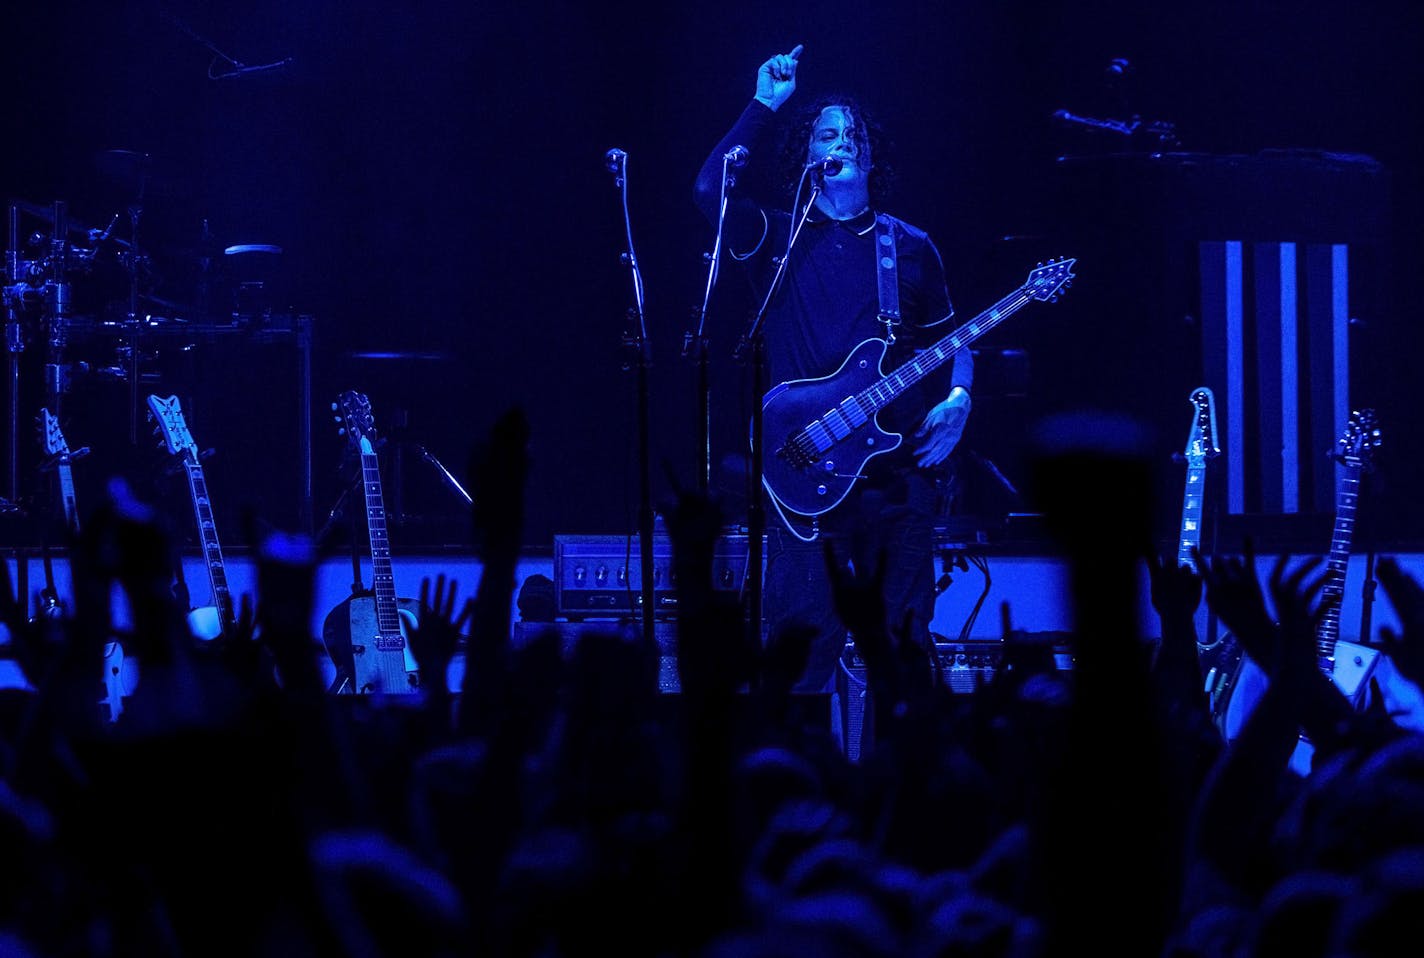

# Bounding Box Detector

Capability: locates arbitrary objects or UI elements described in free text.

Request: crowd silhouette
[2,405,1424,957]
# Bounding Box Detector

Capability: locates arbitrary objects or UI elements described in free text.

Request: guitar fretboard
[361,449,404,647]
[1177,461,1206,571]
[56,462,80,536]
[1315,468,1359,669]
[183,459,233,628]
[801,289,1032,453]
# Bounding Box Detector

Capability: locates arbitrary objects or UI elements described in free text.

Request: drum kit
[2,148,304,513]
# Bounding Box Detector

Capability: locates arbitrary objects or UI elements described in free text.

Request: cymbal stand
[42,201,72,421]
[121,193,147,444]
[735,178,823,653]
[605,148,656,647]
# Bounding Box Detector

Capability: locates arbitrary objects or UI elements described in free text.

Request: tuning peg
[338,427,346,436]
[330,402,338,411]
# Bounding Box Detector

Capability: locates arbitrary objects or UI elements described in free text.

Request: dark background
[3,0,1420,554]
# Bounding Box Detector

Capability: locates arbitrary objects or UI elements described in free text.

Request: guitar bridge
[776,434,816,469]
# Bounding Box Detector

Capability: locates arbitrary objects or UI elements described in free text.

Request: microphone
[723,145,749,168]
[806,156,844,176]
[605,148,627,172]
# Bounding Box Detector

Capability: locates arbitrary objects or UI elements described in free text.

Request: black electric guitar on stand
[322,390,421,695]
[38,409,138,720]
[36,408,83,619]
[147,394,236,641]
[761,258,1075,527]
[1208,409,1383,772]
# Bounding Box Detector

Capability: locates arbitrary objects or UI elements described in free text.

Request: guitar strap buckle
[874,214,901,344]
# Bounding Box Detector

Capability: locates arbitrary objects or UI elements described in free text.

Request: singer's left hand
[914,387,971,467]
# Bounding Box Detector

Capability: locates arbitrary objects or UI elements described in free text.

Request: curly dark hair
[774,93,897,207]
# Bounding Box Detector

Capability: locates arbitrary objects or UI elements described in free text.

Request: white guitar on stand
[147,394,236,641]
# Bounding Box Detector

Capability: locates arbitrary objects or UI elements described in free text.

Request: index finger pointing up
[788,43,804,60]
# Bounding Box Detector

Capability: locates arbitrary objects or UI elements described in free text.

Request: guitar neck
[56,461,80,536]
[1177,459,1207,571]
[862,288,1031,411]
[361,450,402,636]
[1316,466,1360,666]
[183,459,233,627]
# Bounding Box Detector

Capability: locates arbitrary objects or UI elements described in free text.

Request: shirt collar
[806,204,878,235]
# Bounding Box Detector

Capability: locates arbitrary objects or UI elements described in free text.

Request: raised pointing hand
[756,43,803,111]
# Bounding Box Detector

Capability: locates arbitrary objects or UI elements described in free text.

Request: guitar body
[321,594,421,695]
[757,259,1076,524]
[762,338,900,516]
[187,605,226,642]
[99,640,142,723]
[1205,634,1380,774]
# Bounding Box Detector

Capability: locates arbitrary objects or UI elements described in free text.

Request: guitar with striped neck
[1208,409,1383,761]
[322,390,420,695]
[1174,387,1219,573]
[761,259,1074,523]
[147,394,235,640]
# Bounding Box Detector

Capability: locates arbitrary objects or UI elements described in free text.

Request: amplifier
[838,635,1074,761]
[553,533,764,619]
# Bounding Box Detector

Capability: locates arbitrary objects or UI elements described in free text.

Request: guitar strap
[873,213,901,344]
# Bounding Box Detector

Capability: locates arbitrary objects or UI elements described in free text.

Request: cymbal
[224,244,283,256]
[345,351,454,363]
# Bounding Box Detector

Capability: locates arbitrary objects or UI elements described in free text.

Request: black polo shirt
[695,100,970,441]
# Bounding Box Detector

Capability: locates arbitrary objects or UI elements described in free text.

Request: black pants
[763,468,939,693]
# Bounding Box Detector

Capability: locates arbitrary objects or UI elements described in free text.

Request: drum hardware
[224,243,283,323]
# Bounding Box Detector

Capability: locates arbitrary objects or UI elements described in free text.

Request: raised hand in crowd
[1376,556,1424,690]
[409,572,471,723]
[1148,551,1209,693]
[460,406,530,737]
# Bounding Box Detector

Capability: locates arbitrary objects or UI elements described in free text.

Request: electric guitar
[37,409,138,720]
[1207,409,1383,766]
[760,258,1075,522]
[1159,387,1232,701]
[322,390,421,694]
[147,394,235,640]
[36,408,82,619]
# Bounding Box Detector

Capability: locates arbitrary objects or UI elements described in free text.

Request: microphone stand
[735,178,823,655]
[4,204,23,507]
[686,149,744,495]
[606,149,656,648]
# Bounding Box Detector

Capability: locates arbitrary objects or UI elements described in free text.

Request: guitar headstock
[146,395,200,461]
[1023,257,1076,302]
[1183,387,1221,464]
[334,390,378,454]
[38,408,71,459]
[1334,408,1382,472]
